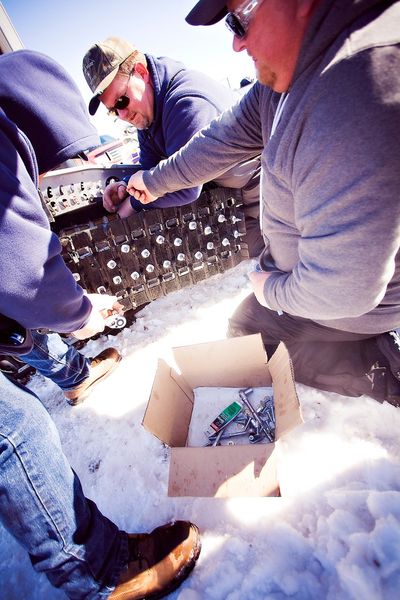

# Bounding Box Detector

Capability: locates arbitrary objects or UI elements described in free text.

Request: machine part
[238,388,275,443]
[39,166,248,333]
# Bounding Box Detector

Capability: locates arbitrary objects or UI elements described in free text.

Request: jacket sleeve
[263,47,400,322]
[143,84,265,199]
[0,130,91,332]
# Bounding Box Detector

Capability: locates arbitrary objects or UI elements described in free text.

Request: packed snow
[1,260,400,599]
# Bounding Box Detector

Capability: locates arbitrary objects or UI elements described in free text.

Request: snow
[1,260,400,599]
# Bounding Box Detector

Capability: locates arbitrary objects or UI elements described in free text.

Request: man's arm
[0,132,110,334]
[136,84,264,203]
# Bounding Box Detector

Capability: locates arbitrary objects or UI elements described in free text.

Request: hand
[117,197,135,218]
[71,293,124,340]
[126,170,158,205]
[103,181,129,213]
[248,270,271,308]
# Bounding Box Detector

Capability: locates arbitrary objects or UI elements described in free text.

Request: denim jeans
[0,372,128,598]
[22,331,90,392]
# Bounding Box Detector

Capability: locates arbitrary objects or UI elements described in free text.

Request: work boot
[64,347,121,406]
[110,520,201,600]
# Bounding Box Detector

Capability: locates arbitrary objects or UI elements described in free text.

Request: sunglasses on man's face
[225,0,262,39]
[107,73,132,117]
[107,95,130,117]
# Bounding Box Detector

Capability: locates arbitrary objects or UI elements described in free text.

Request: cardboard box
[142,334,303,498]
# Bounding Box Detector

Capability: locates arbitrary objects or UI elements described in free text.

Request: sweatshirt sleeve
[143,84,265,198]
[263,46,400,323]
[0,130,91,332]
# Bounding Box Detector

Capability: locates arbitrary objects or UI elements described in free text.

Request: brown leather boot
[109,521,201,600]
[64,347,121,405]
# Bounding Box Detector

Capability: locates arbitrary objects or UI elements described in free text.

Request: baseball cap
[82,36,136,115]
[186,0,227,26]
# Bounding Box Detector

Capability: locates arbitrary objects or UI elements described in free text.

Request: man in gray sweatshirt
[126,0,400,404]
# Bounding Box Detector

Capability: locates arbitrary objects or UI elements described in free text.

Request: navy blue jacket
[0,50,99,333]
[132,55,242,210]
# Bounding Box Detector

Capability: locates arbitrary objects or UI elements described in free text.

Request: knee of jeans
[227,319,249,339]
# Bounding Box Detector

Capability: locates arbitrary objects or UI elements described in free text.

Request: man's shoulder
[151,54,236,104]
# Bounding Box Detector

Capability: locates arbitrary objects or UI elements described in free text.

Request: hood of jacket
[293,0,392,85]
[0,49,99,173]
[145,54,188,130]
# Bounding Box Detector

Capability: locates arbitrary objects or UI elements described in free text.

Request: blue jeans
[0,372,128,598]
[22,331,90,392]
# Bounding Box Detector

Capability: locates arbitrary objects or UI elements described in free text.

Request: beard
[256,63,278,89]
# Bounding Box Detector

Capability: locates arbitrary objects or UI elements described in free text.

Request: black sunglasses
[108,95,130,117]
[225,0,262,39]
[107,73,132,117]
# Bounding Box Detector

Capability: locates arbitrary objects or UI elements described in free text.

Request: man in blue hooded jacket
[0,49,200,599]
[82,36,263,257]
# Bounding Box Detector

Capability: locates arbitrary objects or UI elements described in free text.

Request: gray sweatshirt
[143,0,400,335]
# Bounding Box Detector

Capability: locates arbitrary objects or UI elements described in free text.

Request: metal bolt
[194,251,203,260]
[163,260,171,269]
[130,271,140,280]
[141,249,150,258]
[207,241,214,250]
[146,264,155,273]
[156,235,165,245]
[177,253,185,261]
[174,238,183,247]
[113,276,122,284]
[188,221,197,230]
[121,244,130,253]
[204,226,212,235]
[218,214,226,223]
[107,260,117,269]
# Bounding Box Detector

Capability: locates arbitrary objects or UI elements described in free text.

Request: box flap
[142,359,194,447]
[168,445,279,497]
[173,334,271,389]
[267,342,303,438]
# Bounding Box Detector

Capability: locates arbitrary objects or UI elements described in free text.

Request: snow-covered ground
[1,260,400,600]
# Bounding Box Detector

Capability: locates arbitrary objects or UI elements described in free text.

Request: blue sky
[3,0,254,135]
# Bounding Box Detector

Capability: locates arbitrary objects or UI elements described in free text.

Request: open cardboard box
[142,334,303,497]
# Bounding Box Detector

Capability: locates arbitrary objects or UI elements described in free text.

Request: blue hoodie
[0,50,99,333]
[133,54,258,210]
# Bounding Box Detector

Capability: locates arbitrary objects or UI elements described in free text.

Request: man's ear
[133,62,149,82]
[297,0,320,19]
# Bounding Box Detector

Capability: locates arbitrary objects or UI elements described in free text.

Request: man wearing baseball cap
[82,36,264,257]
[126,0,400,405]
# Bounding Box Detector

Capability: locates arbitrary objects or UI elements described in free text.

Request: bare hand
[117,197,135,218]
[103,181,129,213]
[126,170,158,205]
[248,270,271,308]
[71,293,124,339]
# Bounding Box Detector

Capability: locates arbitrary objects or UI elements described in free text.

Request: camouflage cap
[82,36,136,115]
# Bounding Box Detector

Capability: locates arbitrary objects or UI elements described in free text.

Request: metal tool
[238,388,275,443]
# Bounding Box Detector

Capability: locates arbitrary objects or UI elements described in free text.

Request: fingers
[127,188,149,203]
[103,181,128,212]
[86,292,118,311]
[117,198,135,218]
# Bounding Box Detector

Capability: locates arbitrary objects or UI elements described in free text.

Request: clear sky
[2,0,254,136]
